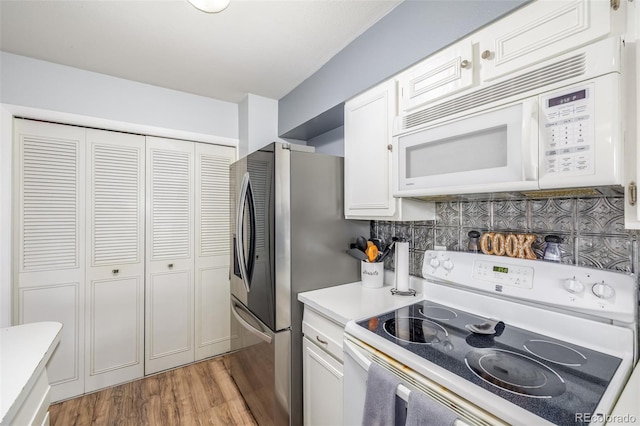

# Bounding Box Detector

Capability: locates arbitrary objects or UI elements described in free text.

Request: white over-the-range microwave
[393,36,626,198]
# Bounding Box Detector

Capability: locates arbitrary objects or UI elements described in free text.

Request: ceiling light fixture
[187,0,230,13]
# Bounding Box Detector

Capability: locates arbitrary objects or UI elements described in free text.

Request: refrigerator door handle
[235,172,251,293]
[246,176,257,283]
[231,299,273,344]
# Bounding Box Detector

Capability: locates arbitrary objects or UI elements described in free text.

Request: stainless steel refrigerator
[229,142,366,426]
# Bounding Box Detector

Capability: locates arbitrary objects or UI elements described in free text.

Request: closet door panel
[195,143,235,360]
[14,119,86,402]
[145,136,195,374]
[85,128,145,391]
[20,283,83,401]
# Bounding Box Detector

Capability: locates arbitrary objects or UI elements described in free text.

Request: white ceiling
[0,0,401,104]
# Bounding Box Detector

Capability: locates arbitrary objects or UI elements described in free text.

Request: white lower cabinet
[303,337,344,426]
[302,307,345,426]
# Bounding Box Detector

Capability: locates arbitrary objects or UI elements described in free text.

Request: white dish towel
[405,390,458,426]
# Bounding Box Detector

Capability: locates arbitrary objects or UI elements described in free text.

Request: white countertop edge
[1,321,63,424]
[298,274,425,326]
[607,360,640,425]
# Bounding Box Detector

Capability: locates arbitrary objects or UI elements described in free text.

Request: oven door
[343,336,507,426]
[393,98,539,197]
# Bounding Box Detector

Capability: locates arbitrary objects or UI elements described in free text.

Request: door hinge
[629,182,637,206]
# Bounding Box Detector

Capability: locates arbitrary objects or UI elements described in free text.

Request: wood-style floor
[49,356,258,426]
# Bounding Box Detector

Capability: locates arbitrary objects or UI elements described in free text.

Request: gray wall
[278,0,529,137]
[308,126,344,157]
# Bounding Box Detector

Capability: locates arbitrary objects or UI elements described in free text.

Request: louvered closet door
[85,129,145,391]
[14,119,86,402]
[145,136,195,374]
[194,143,235,361]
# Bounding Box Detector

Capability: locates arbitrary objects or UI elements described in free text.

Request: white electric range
[344,250,638,425]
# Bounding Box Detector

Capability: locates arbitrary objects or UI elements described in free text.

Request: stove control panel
[422,250,637,324]
[472,260,534,289]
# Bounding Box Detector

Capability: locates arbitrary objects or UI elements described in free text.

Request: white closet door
[85,129,145,391]
[14,118,86,402]
[145,136,195,374]
[194,143,235,361]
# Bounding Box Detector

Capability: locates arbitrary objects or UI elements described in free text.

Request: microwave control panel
[541,83,594,176]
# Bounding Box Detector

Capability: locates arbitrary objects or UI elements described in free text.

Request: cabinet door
[14,119,86,402]
[145,136,195,374]
[303,337,343,426]
[399,40,474,111]
[344,80,396,218]
[85,129,145,391]
[194,143,235,361]
[477,0,612,82]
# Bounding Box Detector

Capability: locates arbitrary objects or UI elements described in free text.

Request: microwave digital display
[547,89,587,107]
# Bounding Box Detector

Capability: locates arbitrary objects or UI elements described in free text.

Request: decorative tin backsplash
[371,195,639,278]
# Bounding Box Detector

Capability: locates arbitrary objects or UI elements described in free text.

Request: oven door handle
[343,339,411,402]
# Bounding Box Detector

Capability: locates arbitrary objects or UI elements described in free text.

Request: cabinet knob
[481,50,493,60]
[112,269,119,275]
[387,144,393,152]
[460,59,471,69]
[168,263,174,269]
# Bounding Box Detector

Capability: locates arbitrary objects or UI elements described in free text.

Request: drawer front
[302,308,344,362]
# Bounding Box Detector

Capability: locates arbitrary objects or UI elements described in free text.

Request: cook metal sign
[479,232,536,260]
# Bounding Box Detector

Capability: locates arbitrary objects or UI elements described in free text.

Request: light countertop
[607,361,640,425]
[298,280,421,326]
[1,321,62,425]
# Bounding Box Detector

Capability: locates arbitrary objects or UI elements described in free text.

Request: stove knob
[592,281,615,300]
[563,277,585,294]
[443,259,454,272]
[429,257,440,269]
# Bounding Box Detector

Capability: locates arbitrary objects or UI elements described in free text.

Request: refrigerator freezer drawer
[230,296,291,426]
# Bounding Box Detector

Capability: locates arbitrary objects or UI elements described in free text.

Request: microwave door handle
[235,172,251,293]
[521,99,539,181]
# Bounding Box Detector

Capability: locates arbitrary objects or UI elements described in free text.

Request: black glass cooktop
[357,301,621,426]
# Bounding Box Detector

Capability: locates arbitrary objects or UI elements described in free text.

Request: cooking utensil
[356,236,368,253]
[346,248,369,261]
[365,244,379,263]
[370,238,383,251]
[377,241,396,262]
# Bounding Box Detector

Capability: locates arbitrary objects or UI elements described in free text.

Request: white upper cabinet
[399,40,475,112]
[476,0,615,82]
[344,80,435,221]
